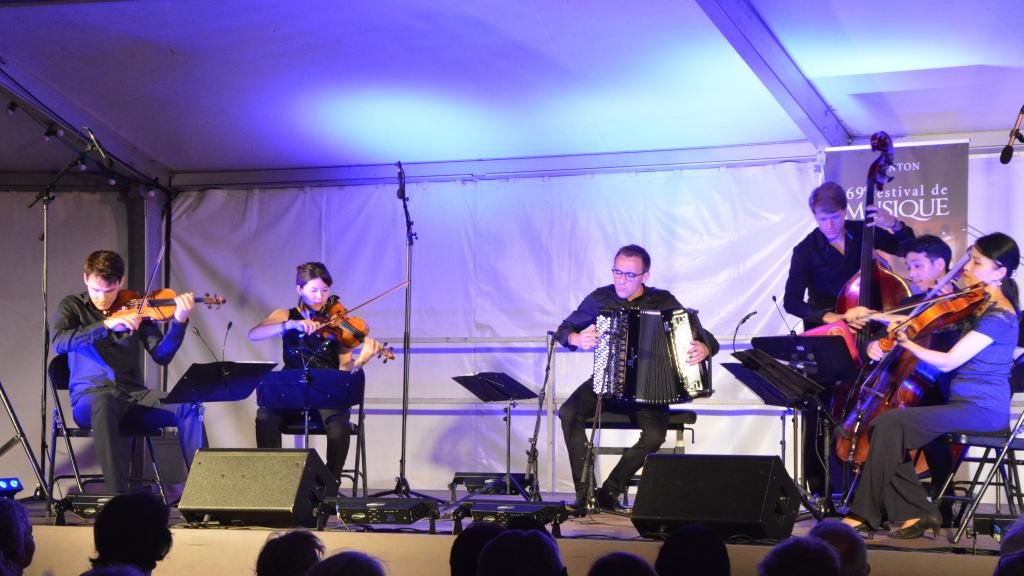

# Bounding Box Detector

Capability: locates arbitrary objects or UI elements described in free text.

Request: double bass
[834,131,912,349]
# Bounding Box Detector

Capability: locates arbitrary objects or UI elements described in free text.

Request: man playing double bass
[783,181,914,498]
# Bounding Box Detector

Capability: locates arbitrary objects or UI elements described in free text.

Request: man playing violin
[783,181,914,499]
[555,245,719,512]
[53,250,203,493]
[865,235,959,521]
[249,262,383,482]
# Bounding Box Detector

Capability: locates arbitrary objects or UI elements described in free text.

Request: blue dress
[849,305,1020,528]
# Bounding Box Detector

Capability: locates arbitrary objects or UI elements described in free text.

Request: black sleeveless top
[282,307,343,369]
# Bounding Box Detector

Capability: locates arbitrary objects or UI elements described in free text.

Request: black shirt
[783,220,914,328]
[52,292,187,404]
[555,284,719,354]
[282,307,343,369]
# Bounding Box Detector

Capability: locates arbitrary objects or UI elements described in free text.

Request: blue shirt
[52,292,188,404]
[949,306,1020,415]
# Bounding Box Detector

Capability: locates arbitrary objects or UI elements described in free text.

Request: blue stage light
[0,477,23,498]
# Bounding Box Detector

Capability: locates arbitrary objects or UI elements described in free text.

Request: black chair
[276,390,368,497]
[936,407,1024,543]
[46,354,167,510]
[583,409,697,505]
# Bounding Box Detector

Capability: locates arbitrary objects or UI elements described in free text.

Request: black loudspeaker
[179,449,338,528]
[631,454,800,541]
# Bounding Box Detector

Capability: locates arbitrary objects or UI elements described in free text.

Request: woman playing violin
[249,262,383,481]
[842,232,1021,538]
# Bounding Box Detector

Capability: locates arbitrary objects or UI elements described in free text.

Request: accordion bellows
[592,307,711,404]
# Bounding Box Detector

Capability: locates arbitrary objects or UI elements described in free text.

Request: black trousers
[72,387,203,494]
[559,379,669,498]
[255,406,351,480]
[848,402,1007,530]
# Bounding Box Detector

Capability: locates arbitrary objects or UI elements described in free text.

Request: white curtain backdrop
[167,162,821,492]
[1,153,1020,495]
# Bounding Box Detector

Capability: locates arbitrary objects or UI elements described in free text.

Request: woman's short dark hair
[296,262,333,288]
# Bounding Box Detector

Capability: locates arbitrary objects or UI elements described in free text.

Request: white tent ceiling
[1,0,1021,186]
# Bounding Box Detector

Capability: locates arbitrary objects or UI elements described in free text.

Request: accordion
[592,307,712,404]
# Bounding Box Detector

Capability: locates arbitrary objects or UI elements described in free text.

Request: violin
[105,288,225,322]
[308,297,395,363]
[877,283,989,352]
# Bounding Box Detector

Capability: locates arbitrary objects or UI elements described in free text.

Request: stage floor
[22,490,1004,576]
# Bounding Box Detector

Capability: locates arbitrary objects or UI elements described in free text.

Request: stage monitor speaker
[179,449,338,528]
[631,454,799,541]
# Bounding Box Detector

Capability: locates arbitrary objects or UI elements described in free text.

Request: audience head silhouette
[0,499,34,576]
[255,530,325,576]
[758,536,839,576]
[808,521,869,576]
[80,565,148,576]
[307,551,386,576]
[654,524,729,576]
[91,493,171,574]
[450,521,506,576]
[476,529,565,576]
[588,552,656,576]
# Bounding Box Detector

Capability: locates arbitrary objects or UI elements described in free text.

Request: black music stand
[165,361,276,405]
[751,335,859,384]
[258,369,365,448]
[451,372,538,500]
[754,335,859,515]
[724,348,829,519]
[164,361,277,430]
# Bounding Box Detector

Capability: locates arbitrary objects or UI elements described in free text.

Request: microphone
[396,161,406,199]
[220,321,233,363]
[82,127,114,169]
[1000,105,1024,165]
[772,295,796,336]
[192,326,219,363]
[731,310,758,352]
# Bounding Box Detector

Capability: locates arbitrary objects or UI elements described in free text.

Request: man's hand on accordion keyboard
[569,325,599,350]
[687,340,710,365]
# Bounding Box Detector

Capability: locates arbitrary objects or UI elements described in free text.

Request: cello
[834,283,988,465]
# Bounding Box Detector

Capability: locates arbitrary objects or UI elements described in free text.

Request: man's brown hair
[84,250,125,282]
[808,182,848,213]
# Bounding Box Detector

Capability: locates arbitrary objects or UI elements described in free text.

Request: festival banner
[823,139,969,280]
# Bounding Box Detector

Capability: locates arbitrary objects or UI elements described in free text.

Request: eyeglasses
[611,268,644,280]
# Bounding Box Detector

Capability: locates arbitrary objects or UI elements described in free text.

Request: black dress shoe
[595,487,629,512]
[839,517,875,539]
[888,515,942,539]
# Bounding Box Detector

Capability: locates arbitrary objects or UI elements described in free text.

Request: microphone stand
[373,163,433,499]
[26,152,81,500]
[523,333,557,502]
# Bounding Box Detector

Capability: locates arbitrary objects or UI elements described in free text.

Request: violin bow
[342,280,411,315]
[134,244,166,315]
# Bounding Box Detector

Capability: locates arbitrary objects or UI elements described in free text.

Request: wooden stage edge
[28,515,1000,576]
